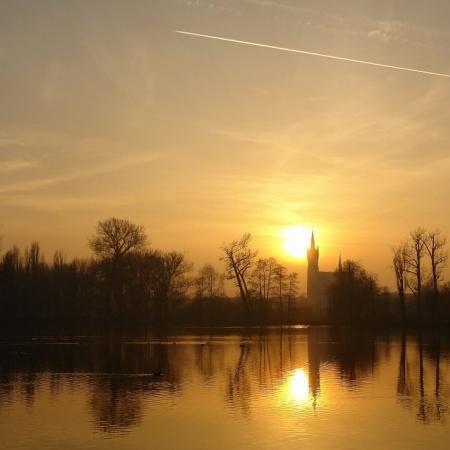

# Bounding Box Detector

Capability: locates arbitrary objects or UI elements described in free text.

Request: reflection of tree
[434,333,443,421]
[0,338,183,434]
[90,378,144,433]
[396,330,447,424]
[226,344,252,416]
[328,328,378,387]
[417,332,426,422]
[0,347,40,409]
[224,328,383,416]
[88,342,181,433]
[397,331,411,400]
[225,329,310,416]
[2,328,450,431]
[194,343,225,383]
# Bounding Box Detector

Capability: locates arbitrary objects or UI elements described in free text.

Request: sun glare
[276,368,311,409]
[282,226,311,259]
[289,369,310,404]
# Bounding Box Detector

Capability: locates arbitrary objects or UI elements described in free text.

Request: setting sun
[282,226,311,259]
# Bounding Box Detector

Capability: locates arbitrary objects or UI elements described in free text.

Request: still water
[0,327,449,450]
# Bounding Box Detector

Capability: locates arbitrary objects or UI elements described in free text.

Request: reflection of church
[307,231,341,319]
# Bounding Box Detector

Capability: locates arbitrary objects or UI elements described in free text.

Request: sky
[1,0,450,289]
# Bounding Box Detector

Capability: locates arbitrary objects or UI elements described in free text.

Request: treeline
[322,226,450,325]
[326,259,391,324]
[0,218,303,326]
[222,233,396,325]
[2,219,449,327]
[392,227,450,325]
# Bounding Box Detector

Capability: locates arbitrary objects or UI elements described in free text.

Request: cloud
[0,152,165,195]
[0,160,37,172]
[368,21,409,44]
[242,0,312,14]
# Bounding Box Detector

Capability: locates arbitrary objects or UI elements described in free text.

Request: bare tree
[24,242,44,273]
[89,217,147,261]
[273,263,287,323]
[53,250,66,269]
[287,272,299,322]
[424,230,448,318]
[89,218,147,318]
[195,264,220,298]
[2,246,22,272]
[251,257,276,305]
[405,228,427,318]
[155,251,193,322]
[392,243,408,324]
[221,233,257,315]
[250,257,277,323]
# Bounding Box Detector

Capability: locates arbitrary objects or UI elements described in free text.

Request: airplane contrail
[175,30,450,79]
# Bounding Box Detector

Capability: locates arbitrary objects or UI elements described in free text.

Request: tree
[273,263,287,324]
[194,263,219,324]
[2,246,21,273]
[424,230,448,319]
[405,228,427,319]
[89,218,147,261]
[287,272,299,322]
[89,218,147,318]
[221,233,257,317]
[154,251,193,323]
[392,243,408,324]
[195,264,220,299]
[24,242,44,274]
[250,257,276,321]
[328,260,380,324]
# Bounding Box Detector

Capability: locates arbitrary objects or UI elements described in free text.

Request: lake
[0,327,449,449]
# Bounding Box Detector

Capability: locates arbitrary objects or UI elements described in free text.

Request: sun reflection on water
[277,368,311,409]
[289,369,309,403]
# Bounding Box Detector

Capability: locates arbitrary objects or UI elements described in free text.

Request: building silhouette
[307,231,339,319]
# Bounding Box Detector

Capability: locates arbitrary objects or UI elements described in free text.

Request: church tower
[307,231,319,299]
[306,230,337,320]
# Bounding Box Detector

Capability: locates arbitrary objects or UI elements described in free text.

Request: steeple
[310,230,316,249]
[307,229,320,300]
[307,230,319,273]
[338,252,342,272]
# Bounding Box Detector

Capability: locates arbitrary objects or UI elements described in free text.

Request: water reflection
[284,368,309,405]
[0,327,449,448]
[396,331,448,425]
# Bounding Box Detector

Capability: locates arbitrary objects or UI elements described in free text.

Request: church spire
[307,230,319,275]
[338,252,342,272]
[310,230,316,249]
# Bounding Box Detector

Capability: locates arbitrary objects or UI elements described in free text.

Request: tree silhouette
[393,243,408,324]
[405,228,427,319]
[89,218,147,319]
[424,230,448,321]
[89,217,147,261]
[221,233,257,318]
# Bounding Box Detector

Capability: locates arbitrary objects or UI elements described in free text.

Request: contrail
[175,30,450,79]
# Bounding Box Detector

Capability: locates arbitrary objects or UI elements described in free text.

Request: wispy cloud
[0,153,165,195]
[368,21,409,44]
[0,160,37,172]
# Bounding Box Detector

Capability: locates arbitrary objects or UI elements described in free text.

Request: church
[307,231,341,319]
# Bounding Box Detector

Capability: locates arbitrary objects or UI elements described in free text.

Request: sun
[281,226,311,259]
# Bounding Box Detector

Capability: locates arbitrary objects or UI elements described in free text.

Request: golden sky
[1,0,450,287]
